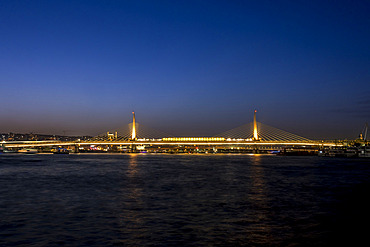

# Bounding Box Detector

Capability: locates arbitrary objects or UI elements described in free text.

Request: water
[0,154,369,246]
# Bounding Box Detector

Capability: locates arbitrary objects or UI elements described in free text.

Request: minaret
[131,111,136,140]
[253,110,258,140]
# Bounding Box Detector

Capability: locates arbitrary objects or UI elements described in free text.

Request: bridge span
[1,111,344,153]
[1,139,339,149]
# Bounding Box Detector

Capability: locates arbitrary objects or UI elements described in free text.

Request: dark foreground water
[0,154,369,246]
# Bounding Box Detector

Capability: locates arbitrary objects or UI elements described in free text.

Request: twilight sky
[0,0,369,139]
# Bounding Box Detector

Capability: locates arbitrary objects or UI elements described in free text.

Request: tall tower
[253,110,258,140]
[131,111,136,140]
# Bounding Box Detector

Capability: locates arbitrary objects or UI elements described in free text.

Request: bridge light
[162,137,226,142]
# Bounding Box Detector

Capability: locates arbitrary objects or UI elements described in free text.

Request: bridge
[1,111,341,153]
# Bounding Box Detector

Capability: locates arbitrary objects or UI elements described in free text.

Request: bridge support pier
[130,143,137,153]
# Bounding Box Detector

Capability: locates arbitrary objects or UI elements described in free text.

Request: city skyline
[1,0,369,139]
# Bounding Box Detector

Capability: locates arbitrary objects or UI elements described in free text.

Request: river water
[0,154,369,246]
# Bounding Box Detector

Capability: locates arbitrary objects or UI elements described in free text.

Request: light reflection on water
[249,154,271,240]
[120,154,146,242]
[0,154,369,246]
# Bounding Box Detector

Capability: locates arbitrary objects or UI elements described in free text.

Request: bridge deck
[2,140,339,148]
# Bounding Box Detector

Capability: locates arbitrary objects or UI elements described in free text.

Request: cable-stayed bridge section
[215,122,311,143]
[2,111,341,154]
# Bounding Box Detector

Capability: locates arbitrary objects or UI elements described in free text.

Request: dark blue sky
[0,0,369,139]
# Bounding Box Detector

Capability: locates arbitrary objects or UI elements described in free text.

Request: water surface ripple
[0,154,369,246]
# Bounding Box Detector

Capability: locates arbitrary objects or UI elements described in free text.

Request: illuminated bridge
[2,111,340,153]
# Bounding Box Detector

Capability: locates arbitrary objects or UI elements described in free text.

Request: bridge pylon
[131,111,137,140]
[253,110,259,141]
